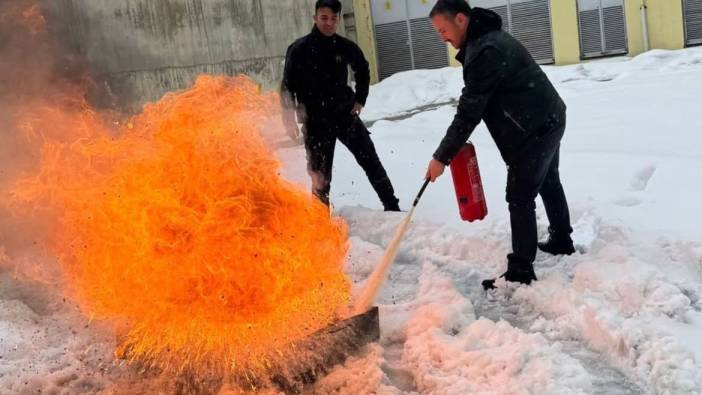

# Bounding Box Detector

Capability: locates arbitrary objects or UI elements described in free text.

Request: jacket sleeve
[433,46,507,165]
[348,42,370,106]
[281,44,299,113]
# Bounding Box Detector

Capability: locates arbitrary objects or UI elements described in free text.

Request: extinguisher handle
[413,179,431,207]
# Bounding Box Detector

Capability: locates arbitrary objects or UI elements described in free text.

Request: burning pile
[7,75,351,379]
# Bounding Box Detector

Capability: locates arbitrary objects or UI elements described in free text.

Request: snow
[362,67,464,123]
[0,261,118,393]
[3,46,702,393]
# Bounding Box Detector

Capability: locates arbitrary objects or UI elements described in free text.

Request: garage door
[577,0,627,59]
[371,0,449,80]
[472,0,554,64]
[684,0,702,46]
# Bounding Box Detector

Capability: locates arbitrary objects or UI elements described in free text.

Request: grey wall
[44,0,343,111]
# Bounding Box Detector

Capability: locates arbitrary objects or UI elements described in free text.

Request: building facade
[352,0,701,83]
[44,0,332,110]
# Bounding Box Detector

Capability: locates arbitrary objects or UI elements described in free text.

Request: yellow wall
[624,0,645,55]
[352,0,379,83]
[550,0,581,65]
[625,0,685,56]
[353,0,688,79]
[644,0,685,50]
[448,44,461,67]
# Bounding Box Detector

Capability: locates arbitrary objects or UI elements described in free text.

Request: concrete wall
[43,0,329,111]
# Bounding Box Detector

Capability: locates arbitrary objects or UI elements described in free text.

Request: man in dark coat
[281,0,400,211]
[425,0,576,289]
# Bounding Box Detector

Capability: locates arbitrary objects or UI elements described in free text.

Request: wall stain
[224,0,266,41]
[103,57,283,111]
[120,0,188,41]
[45,0,318,111]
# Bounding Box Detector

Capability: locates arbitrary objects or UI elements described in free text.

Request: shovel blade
[270,306,380,393]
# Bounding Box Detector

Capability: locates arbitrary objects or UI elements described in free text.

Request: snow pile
[363,46,702,123]
[0,270,116,393]
[3,45,702,393]
[362,67,463,122]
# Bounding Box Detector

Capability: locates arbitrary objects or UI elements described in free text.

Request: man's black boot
[482,268,537,290]
[383,198,401,212]
[537,234,575,256]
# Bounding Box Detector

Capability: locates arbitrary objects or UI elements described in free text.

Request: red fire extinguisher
[449,142,487,222]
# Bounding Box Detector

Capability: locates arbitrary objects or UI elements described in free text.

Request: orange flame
[8,75,351,379]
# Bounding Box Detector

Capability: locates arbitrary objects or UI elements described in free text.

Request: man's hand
[281,107,300,143]
[425,158,446,182]
[282,112,301,142]
[350,102,363,116]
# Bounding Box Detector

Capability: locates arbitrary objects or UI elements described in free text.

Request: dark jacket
[433,8,566,166]
[282,26,370,125]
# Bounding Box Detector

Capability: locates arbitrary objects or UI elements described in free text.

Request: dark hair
[429,0,471,18]
[315,0,342,14]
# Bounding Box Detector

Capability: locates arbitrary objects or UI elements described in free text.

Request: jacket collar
[455,8,503,64]
[310,25,337,42]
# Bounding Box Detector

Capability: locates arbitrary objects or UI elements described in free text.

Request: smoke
[0,0,90,255]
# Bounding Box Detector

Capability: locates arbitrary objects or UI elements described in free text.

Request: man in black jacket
[281,0,400,211]
[425,0,576,289]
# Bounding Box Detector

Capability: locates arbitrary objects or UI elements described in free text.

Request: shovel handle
[353,179,430,314]
[413,179,430,207]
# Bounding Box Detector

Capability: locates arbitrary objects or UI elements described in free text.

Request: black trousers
[303,116,397,208]
[505,121,573,270]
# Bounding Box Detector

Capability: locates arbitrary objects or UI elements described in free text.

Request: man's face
[431,13,469,49]
[314,7,339,37]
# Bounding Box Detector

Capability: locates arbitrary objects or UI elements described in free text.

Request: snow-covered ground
[278,47,702,394]
[3,46,702,393]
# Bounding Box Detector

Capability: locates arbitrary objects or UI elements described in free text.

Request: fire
[7,75,351,380]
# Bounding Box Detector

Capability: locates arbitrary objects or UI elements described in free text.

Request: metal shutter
[481,2,509,25]
[577,0,627,59]
[509,0,554,64]
[602,5,627,52]
[684,0,702,46]
[371,0,448,80]
[578,8,603,57]
[375,21,413,80]
[472,0,554,64]
[409,17,449,70]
